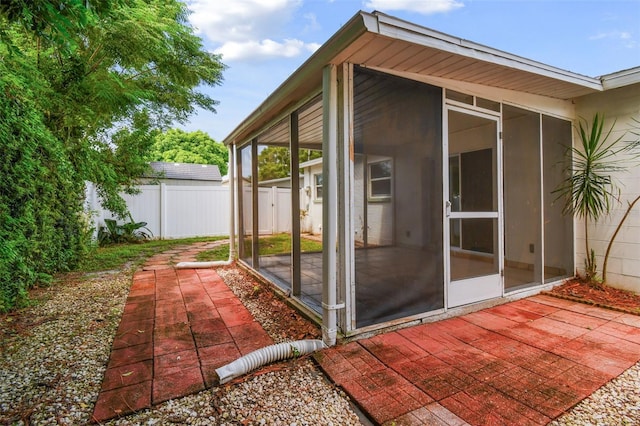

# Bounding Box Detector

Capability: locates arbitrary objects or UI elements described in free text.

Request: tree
[554,114,640,284]
[0,0,225,310]
[2,0,226,217]
[257,146,322,181]
[148,129,229,175]
[1,61,88,311]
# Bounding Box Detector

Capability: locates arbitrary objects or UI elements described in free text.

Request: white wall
[575,83,640,292]
[302,162,324,235]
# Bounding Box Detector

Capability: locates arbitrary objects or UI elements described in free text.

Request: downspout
[322,64,339,347]
[176,145,236,269]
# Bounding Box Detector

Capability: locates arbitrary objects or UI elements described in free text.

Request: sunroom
[223,11,604,345]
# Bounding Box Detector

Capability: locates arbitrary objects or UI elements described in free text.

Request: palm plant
[554,113,625,283]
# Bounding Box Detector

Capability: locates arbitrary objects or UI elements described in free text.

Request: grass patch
[196,244,230,262]
[78,236,228,273]
[196,234,322,261]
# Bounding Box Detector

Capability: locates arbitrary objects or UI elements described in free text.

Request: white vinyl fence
[86,183,292,239]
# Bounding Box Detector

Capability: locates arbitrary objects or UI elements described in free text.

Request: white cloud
[188,0,301,42]
[589,31,636,48]
[187,0,322,62]
[364,0,464,15]
[589,30,631,41]
[303,12,321,33]
[215,39,321,62]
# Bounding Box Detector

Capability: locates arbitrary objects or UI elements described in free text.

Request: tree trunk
[602,195,640,283]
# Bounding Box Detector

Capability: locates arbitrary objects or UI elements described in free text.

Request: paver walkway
[315,295,640,425]
[92,243,273,422]
[92,242,640,425]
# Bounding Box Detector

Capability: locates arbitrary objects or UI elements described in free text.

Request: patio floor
[92,243,640,425]
[315,295,640,425]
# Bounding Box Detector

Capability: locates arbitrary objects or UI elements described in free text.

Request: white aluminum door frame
[444,104,504,308]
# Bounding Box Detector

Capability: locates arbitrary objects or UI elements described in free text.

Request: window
[368,160,392,200]
[314,173,323,200]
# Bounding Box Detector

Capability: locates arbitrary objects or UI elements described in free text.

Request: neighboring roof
[300,157,323,169]
[224,10,612,146]
[147,162,222,181]
[600,66,640,90]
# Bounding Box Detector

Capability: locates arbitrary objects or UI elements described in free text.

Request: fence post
[160,183,166,239]
[272,186,277,234]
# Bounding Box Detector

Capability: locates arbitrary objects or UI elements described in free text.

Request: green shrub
[0,65,90,312]
[98,214,153,245]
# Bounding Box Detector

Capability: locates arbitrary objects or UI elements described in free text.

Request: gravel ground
[0,272,130,425]
[550,361,640,426]
[0,267,362,426]
[1,263,638,425]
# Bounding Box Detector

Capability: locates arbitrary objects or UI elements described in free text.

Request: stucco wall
[575,83,640,292]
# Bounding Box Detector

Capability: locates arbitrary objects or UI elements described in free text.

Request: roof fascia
[600,67,640,90]
[371,12,602,92]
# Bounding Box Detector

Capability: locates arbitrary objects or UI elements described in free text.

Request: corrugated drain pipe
[176,145,236,270]
[215,340,327,385]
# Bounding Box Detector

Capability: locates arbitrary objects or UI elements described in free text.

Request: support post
[290,111,302,296]
[228,145,236,260]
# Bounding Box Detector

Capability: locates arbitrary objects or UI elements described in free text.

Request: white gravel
[1,261,638,425]
[0,272,130,425]
[550,361,640,426]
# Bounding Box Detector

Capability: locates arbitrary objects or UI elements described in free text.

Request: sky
[180,0,640,142]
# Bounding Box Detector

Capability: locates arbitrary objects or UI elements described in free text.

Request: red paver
[101,360,153,391]
[152,366,205,404]
[92,381,152,422]
[108,342,153,368]
[155,349,200,377]
[112,318,153,349]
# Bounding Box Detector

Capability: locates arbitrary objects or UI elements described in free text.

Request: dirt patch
[545,278,640,315]
[217,265,321,342]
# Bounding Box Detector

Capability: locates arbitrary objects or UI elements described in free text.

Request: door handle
[446,200,451,217]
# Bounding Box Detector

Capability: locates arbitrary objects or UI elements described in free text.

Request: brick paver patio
[92,244,273,422]
[92,242,640,425]
[315,295,640,425]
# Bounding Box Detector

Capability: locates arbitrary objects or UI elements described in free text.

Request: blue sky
[182,0,640,142]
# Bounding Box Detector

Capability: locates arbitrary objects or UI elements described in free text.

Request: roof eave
[600,66,640,90]
[223,12,372,146]
[223,11,606,146]
[371,12,602,92]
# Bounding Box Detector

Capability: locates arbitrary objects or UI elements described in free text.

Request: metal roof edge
[600,66,640,90]
[300,157,323,168]
[222,10,614,146]
[371,11,603,92]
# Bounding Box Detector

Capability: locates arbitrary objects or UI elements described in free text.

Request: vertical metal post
[322,64,338,346]
[290,111,302,296]
[236,145,245,260]
[338,63,354,333]
[228,145,236,260]
[251,139,259,267]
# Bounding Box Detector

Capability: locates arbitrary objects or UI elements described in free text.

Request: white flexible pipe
[176,259,231,269]
[215,339,326,385]
[176,145,236,270]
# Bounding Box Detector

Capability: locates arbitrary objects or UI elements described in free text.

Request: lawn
[78,236,228,273]
[197,233,322,262]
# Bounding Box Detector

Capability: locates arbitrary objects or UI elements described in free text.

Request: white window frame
[314,173,323,201]
[368,159,392,201]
